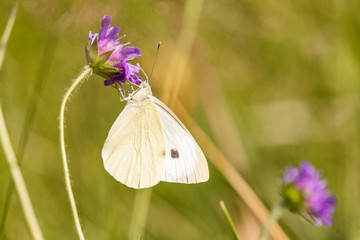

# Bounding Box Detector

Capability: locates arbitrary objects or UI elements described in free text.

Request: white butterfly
[102,81,209,189]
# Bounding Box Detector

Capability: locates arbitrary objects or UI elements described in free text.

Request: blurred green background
[0,0,358,239]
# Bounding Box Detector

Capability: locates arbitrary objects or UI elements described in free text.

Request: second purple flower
[279,161,337,227]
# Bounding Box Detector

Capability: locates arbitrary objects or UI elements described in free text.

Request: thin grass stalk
[174,99,289,240]
[59,66,93,240]
[0,4,17,69]
[0,4,22,238]
[0,33,58,238]
[161,0,203,108]
[193,43,249,171]
[0,11,77,235]
[199,80,250,171]
[220,201,239,240]
[0,106,44,240]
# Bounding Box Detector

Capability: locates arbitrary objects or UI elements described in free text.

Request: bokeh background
[0,0,357,239]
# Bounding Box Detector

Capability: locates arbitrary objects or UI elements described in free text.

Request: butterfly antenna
[137,63,149,82]
[149,42,161,83]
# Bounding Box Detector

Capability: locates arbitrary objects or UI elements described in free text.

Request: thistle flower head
[86,15,142,86]
[279,161,336,227]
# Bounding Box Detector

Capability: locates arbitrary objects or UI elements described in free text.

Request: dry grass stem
[175,99,289,240]
[161,0,203,107]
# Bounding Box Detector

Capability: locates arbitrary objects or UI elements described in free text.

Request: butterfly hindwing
[102,99,165,189]
[150,96,209,184]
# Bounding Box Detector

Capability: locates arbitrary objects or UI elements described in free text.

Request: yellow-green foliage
[0,0,356,239]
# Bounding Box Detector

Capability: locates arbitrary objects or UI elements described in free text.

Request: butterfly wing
[150,96,209,184]
[102,99,165,189]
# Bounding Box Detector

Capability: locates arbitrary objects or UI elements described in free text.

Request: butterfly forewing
[150,96,209,184]
[102,99,165,189]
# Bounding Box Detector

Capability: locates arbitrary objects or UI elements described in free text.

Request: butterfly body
[102,82,209,189]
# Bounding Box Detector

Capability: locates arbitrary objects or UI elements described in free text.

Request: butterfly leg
[126,81,135,93]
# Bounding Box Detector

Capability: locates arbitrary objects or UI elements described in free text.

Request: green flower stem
[258,202,286,240]
[220,201,239,240]
[59,66,93,240]
[128,189,153,240]
[0,106,44,240]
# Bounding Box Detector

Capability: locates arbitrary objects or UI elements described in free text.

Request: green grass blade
[0,4,17,71]
[220,201,239,240]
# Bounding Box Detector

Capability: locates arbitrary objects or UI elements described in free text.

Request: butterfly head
[129,81,152,101]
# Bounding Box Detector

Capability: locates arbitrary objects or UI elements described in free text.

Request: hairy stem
[59,66,92,240]
[0,106,44,240]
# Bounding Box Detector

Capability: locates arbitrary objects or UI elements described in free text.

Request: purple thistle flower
[105,47,142,86]
[86,15,142,86]
[279,161,336,227]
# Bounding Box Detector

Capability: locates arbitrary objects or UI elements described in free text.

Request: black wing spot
[171,149,179,159]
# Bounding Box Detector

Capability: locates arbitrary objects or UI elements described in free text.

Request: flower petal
[99,15,112,40]
[121,47,141,59]
[105,26,120,41]
[104,79,114,86]
[129,74,143,85]
[128,63,140,73]
[88,31,98,44]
